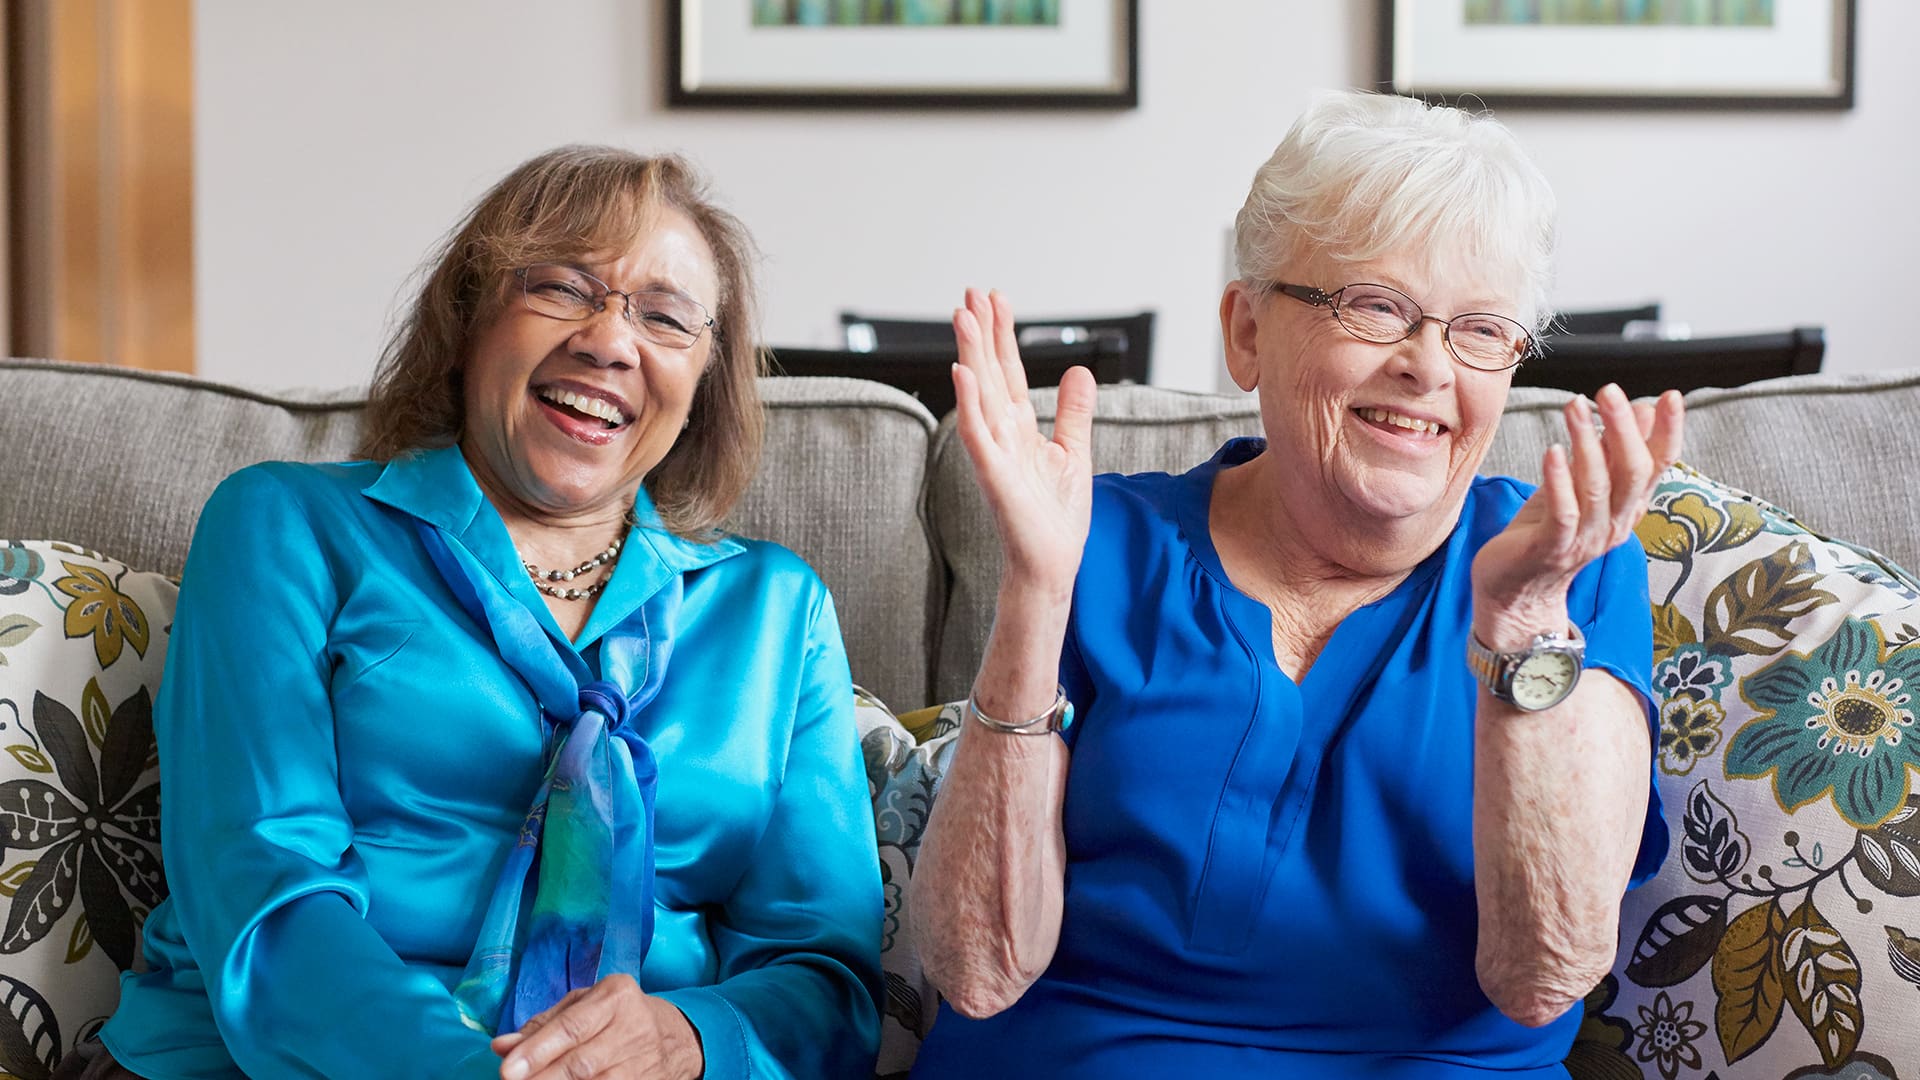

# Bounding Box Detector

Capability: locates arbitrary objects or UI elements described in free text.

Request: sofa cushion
[736,379,939,711]
[1567,464,1920,1077]
[0,541,176,1079]
[1675,371,1920,576]
[852,691,963,1079]
[0,361,365,579]
[0,361,941,714]
[923,383,1577,704]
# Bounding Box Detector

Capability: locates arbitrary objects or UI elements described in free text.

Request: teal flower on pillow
[1655,644,1734,702]
[1728,617,1920,829]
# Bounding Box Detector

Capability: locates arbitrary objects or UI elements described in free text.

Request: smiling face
[459,204,721,530]
[1223,250,1526,557]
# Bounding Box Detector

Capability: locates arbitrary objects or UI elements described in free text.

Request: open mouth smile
[533,383,635,444]
[1354,406,1448,438]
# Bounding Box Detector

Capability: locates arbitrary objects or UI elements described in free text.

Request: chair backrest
[840,310,1154,384]
[1549,302,1662,336]
[1513,326,1825,398]
[768,340,1123,418]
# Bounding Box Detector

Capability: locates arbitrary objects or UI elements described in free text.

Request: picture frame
[667,0,1138,109]
[1380,0,1855,110]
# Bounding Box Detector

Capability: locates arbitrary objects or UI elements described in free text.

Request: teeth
[539,387,628,425]
[1357,407,1442,435]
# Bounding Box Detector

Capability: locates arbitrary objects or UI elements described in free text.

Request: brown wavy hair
[357,146,763,539]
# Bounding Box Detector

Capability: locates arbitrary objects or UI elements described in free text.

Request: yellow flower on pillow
[54,562,151,668]
[1637,488,1766,565]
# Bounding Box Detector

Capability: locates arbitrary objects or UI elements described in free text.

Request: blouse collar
[360,444,744,649]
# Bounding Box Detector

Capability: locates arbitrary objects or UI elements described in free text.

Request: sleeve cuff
[1585,657,1672,890]
[446,1046,505,1080]
[656,985,750,1080]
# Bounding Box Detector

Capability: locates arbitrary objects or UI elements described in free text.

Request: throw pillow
[851,689,962,1080]
[1568,465,1920,1080]
[0,541,176,1080]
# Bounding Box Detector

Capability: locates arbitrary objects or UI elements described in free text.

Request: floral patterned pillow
[852,689,962,1080]
[0,541,175,1080]
[1568,465,1920,1080]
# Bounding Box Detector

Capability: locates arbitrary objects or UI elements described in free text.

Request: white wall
[196,0,1919,393]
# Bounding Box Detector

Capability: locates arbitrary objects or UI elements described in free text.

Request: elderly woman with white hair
[907,91,1685,1077]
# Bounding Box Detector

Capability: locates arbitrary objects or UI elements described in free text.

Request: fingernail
[503,1059,529,1080]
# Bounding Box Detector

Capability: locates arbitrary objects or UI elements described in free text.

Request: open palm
[1473,385,1685,636]
[950,289,1097,593]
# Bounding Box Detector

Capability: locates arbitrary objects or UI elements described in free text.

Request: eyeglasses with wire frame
[1265,281,1534,372]
[515,264,715,349]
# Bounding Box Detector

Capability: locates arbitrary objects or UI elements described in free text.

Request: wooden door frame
[5,0,194,373]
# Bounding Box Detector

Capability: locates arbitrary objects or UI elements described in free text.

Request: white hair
[1233,91,1558,333]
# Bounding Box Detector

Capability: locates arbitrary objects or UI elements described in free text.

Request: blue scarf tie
[418,524,676,1035]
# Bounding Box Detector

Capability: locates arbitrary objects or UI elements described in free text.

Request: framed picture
[668,0,1138,109]
[1380,0,1855,109]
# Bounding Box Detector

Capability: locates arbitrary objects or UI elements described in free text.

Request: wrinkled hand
[1471,383,1685,649]
[951,288,1097,596]
[493,975,700,1080]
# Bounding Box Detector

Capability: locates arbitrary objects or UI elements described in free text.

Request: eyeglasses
[514,264,715,350]
[1266,281,1533,372]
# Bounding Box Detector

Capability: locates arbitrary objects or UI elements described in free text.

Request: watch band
[967,686,1074,736]
[1466,625,1586,712]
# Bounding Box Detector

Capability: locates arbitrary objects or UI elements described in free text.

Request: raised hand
[951,288,1097,595]
[1471,383,1685,649]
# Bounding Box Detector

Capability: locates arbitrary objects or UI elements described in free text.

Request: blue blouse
[99,446,882,1079]
[913,438,1666,1079]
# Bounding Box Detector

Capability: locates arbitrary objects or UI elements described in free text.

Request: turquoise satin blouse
[98,446,882,1079]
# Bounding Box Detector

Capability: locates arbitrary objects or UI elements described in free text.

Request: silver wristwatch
[1466,626,1586,712]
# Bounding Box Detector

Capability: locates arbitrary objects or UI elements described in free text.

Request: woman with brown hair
[64,147,882,1080]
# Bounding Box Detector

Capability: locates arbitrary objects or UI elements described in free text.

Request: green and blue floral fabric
[854,690,962,1080]
[0,540,175,1080]
[1568,465,1920,1080]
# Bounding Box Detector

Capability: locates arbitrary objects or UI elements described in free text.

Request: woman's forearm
[910,582,1072,1019]
[1471,652,1651,1027]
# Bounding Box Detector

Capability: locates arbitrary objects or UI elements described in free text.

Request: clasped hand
[493,974,701,1080]
[1472,383,1685,649]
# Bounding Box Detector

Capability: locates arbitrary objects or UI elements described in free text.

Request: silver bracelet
[966,686,1073,736]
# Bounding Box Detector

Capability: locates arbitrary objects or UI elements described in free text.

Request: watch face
[1511,651,1580,711]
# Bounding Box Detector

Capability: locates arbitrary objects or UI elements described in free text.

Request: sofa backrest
[924,373,1920,703]
[0,360,940,712]
[10,358,1920,716]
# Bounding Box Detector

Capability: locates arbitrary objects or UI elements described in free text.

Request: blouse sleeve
[155,467,500,1079]
[1569,531,1670,888]
[654,587,884,1079]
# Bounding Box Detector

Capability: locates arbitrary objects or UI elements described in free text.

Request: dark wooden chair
[767,338,1126,418]
[839,310,1154,385]
[1514,326,1825,399]
[1550,302,1662,336]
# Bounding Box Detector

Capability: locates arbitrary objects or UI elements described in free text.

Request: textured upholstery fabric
[0,361,939,715]
[1582,464,1920,1077]
[733,378,938,710]
[0,542,177,1080]
[1673,371,1920,577]
[926,385,1259,703]
[0,361,366,578]
[12,354,1920,1080]
[925,383,1581,703]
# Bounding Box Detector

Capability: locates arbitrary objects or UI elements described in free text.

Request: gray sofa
[6,357,1920,1077]
[7,357,1918,711]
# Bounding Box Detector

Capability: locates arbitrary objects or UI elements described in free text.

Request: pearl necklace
[524,536,622,602]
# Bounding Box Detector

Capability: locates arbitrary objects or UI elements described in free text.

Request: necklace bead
[523,536,623,602]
